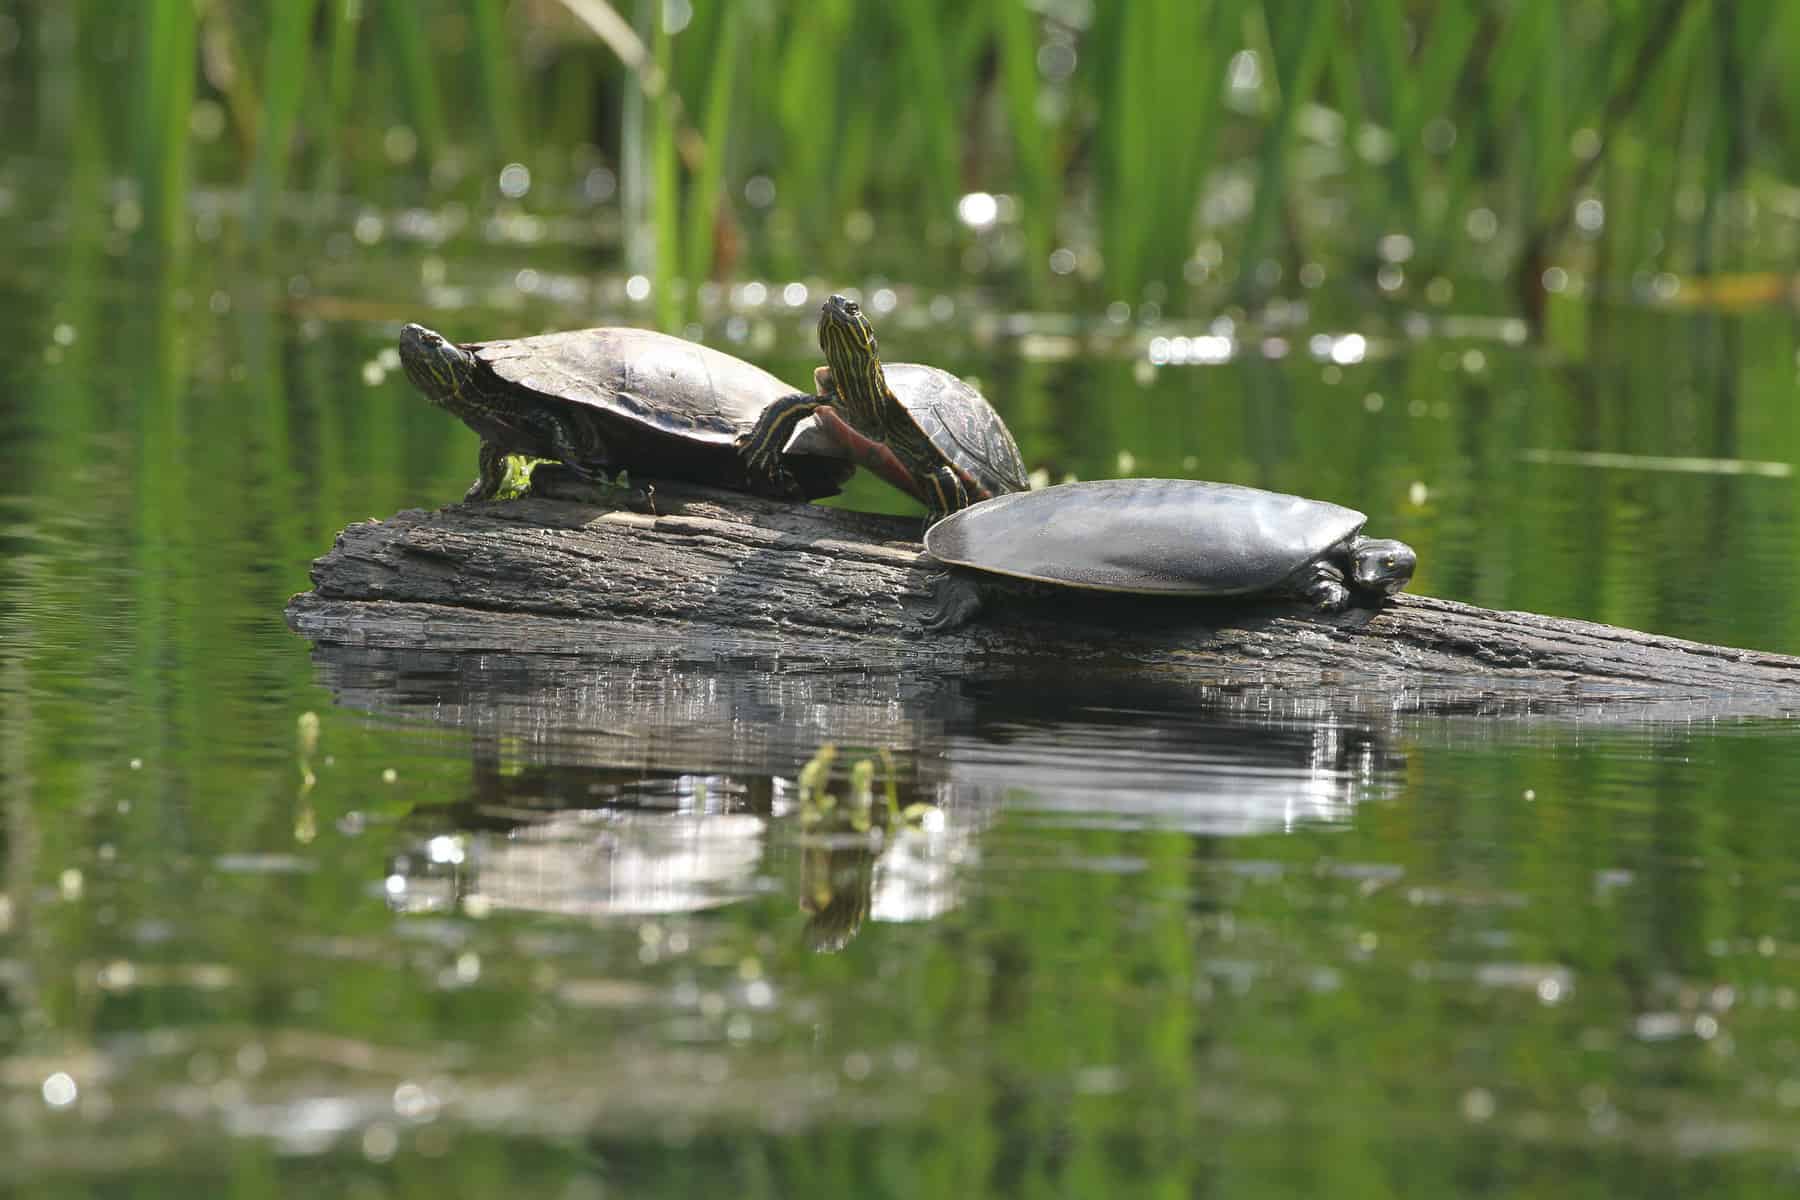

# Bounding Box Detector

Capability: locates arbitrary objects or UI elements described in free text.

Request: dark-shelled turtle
[921,478,1417,629]
[737,295,1029,519]
[397,323,856,502]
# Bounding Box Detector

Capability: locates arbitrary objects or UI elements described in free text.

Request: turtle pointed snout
[397,322,469,400]
[399,323,444,353]
[818,293,877,359]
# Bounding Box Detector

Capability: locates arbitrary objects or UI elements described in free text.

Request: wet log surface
[286,476,1800,719]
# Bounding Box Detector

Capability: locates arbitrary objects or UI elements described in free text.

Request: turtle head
[398,323,479,409]
[817,294,883,389]
[1349,537,1417,596]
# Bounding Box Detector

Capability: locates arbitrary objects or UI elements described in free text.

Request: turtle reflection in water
[397,322,856,502]
[921,478,1417,630]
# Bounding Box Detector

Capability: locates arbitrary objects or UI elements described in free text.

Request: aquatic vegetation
[10,0,1793,316]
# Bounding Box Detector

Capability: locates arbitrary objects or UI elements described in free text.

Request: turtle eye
[1383,556,1395,568]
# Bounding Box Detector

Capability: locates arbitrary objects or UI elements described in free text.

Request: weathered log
[286,476,1800,718]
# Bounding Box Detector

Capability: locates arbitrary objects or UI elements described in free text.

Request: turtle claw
[736,436,807,501]
[1303,576,1351,612]
[754,463,809,502]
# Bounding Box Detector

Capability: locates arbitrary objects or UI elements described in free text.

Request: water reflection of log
[381,748,975,951]
[288,478,1800,717]
[387,806,769,917]
[369,707,986,946]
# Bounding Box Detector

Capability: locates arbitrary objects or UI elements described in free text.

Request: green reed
[372,1,447,165]
[680,4,741,327]
[650,10,680,329]
[14,0,1797,318]
[468,0,522,153]
[991,0,1057,294]
[247,0,320,242]
[314,0,363,196]
[135,0,198,252]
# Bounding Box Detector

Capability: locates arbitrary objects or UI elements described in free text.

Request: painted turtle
[738,295,1029,519]
[920,478,1417,629]
[397,322,856,502]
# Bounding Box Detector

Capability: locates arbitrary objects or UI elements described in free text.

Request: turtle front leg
[921,466,973,526]
[923,571,985,631]
[1293,562,1351,612]
[736,392,823,499]
[465,439,511,501]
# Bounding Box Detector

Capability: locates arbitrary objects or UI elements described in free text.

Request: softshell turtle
[738,295,1029,518]
[398,322,855,502]
[921,478,1417,629]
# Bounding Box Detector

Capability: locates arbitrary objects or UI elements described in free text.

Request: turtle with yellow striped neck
[737,295,1028,521]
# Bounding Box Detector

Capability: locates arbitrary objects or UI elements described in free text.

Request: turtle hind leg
[1293,562,1351,612]
[522,411,618,497]
[736,392,822,499]
[923,571,985,631]
[543,413,610,484]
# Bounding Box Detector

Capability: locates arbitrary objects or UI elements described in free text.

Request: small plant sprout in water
[795,744,937,834]
[296,711,319,785]
[295,711,321,843]
[796,743,840,827]
[795,746,941,953]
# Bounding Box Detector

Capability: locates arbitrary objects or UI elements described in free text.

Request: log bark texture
[286,479,1800,717]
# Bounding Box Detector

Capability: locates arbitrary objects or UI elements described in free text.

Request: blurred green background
[16,0,1800,323]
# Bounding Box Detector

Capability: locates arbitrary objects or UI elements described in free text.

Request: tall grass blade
[1093,1,1147,301]
[468,0,523,152]
[1325,25,1382,245]
[894,0,961,227]
[248,0,322,243]
[376,0,449,165]
[651,9,680,329]
[1236,0,1337,299]
[772,1,852,274]
[681,4,743,318]
[1157,0,1242,306]
[1092,0,1242,307]
[1364,0,1424,215]
[313,0,365,196]
[993,1,1056,294]
[138,0,198,250]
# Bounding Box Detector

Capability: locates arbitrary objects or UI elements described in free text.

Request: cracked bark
[285,478,1800,718]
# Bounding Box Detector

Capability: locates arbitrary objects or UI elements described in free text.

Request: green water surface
[5,224,1800,1199]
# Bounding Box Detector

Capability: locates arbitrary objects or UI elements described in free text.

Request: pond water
[6,223,1800,1195]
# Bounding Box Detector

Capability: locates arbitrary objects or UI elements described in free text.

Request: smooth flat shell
[924,478,1368,595]
[473,327,799,446]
